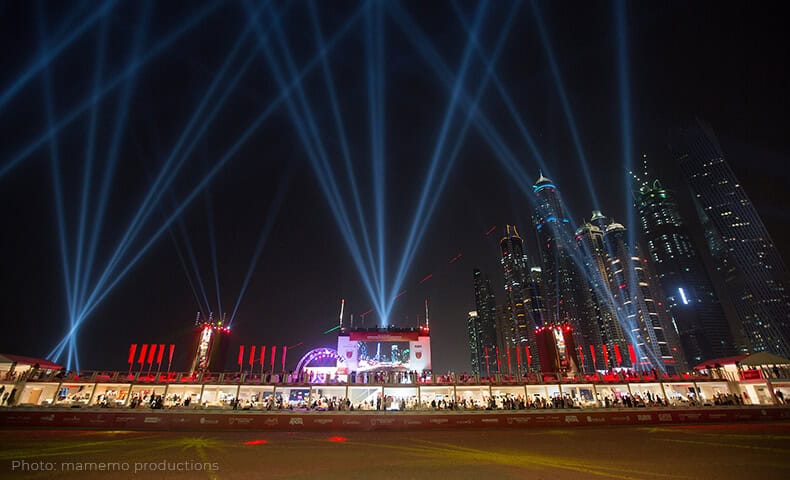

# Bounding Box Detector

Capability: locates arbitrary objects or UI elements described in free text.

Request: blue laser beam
[0,0,117,112]
[307,0,379,301]
[50,6,362,350]
[247,0,384,315]
[72,13,110,320]
[530,0,600,211]
[78,5,274,315]
[0,0,223,179]
[206,190,223,320]
[79,0,152,310]
[228,170,291,326]
[385,0,490,320]
[37,3,77,370]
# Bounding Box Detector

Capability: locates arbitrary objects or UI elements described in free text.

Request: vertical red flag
[614,344,622,366]
[516,346,522,370]
[128,344,138,365]
[281,345,287,371]
[578,345,585,367]
[484,346,490,377]
[156,344,165,365]
[589,345,597,369]
[270,345,277,371]
[146,344,157,365]
[259,345,266,366]
[506,346,512,375]
[168,344,175,364]
[602,344,610,367]
[138,344,148,364]
[249,345,256,366]
[628,344,637,365]
[238,345,245,366]
[495,346,501,372]
[525,346,531,369]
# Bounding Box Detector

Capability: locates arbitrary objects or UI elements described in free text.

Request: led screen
[357,341,410,370]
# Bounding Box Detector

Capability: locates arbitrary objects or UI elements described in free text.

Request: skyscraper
[634,176,735,365]
[471,269,499,376]
[576,217,628,369]
[533,173,600,371]
[603,221,685,372]
[671,120,790,358]
[499,225,540,373]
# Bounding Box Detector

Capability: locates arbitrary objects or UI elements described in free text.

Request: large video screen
[357,341,410,371]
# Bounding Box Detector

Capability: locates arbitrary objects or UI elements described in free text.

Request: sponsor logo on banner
[314,419,334,425]
[481,418,499,423]
[371,418,396,425]
[658,414,672,422]
[637,415,652,422]
[346,351,353,359]
[507,417,530,424]
[228,417,254,425]
[678,414,701,421]
[415,352,422,359]
[144,417,161,424]
[264,418,279,426]
[7,416,32,424]
[289,418,304,425]
[429,418,448,424]
[586,416,606,423]
[62,416,80,423]
[200,417,219,425]
[564,415,579,423]
[707,413,727,419]
[455,419,473,424]
[115,416,135,423]
[404,419,423,425]
[40,415,55,422]
[611,416,631,422]
[342,419,361,425]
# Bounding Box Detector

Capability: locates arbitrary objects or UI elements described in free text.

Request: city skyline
[1,1,788,374]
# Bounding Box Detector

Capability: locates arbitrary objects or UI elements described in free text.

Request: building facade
[635,178,735,365]
[671,120,790,358]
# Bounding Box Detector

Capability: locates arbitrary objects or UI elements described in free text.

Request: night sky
[1,1,788,374]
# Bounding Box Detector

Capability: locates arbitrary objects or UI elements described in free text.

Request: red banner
[516,346,522,369]
[495,346,501,373]
[259,345,266,366]
[146,344,157,365]
[628,344,637,365]
[526,346,531,369]
[506,347,512,374]
[128,344,137,365]
[270,346,277,371]
[249,346,256,366]
[281,345,287,371]
[168,344,175,364]
[614,344,622,366]
[138,344,148,364]
[238,345,245,366]
[156,344,165,365]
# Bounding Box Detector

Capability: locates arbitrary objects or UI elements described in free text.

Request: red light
[245,439,268,445]
[328,436,347,443]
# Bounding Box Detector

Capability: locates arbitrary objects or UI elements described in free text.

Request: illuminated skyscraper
[603,221,685,372]
[532,174,600,371]
[470,269,499,375]
[671,120,790,358]
[499,225,540,373]
[634,177,735,365]
[576,217,628,369]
